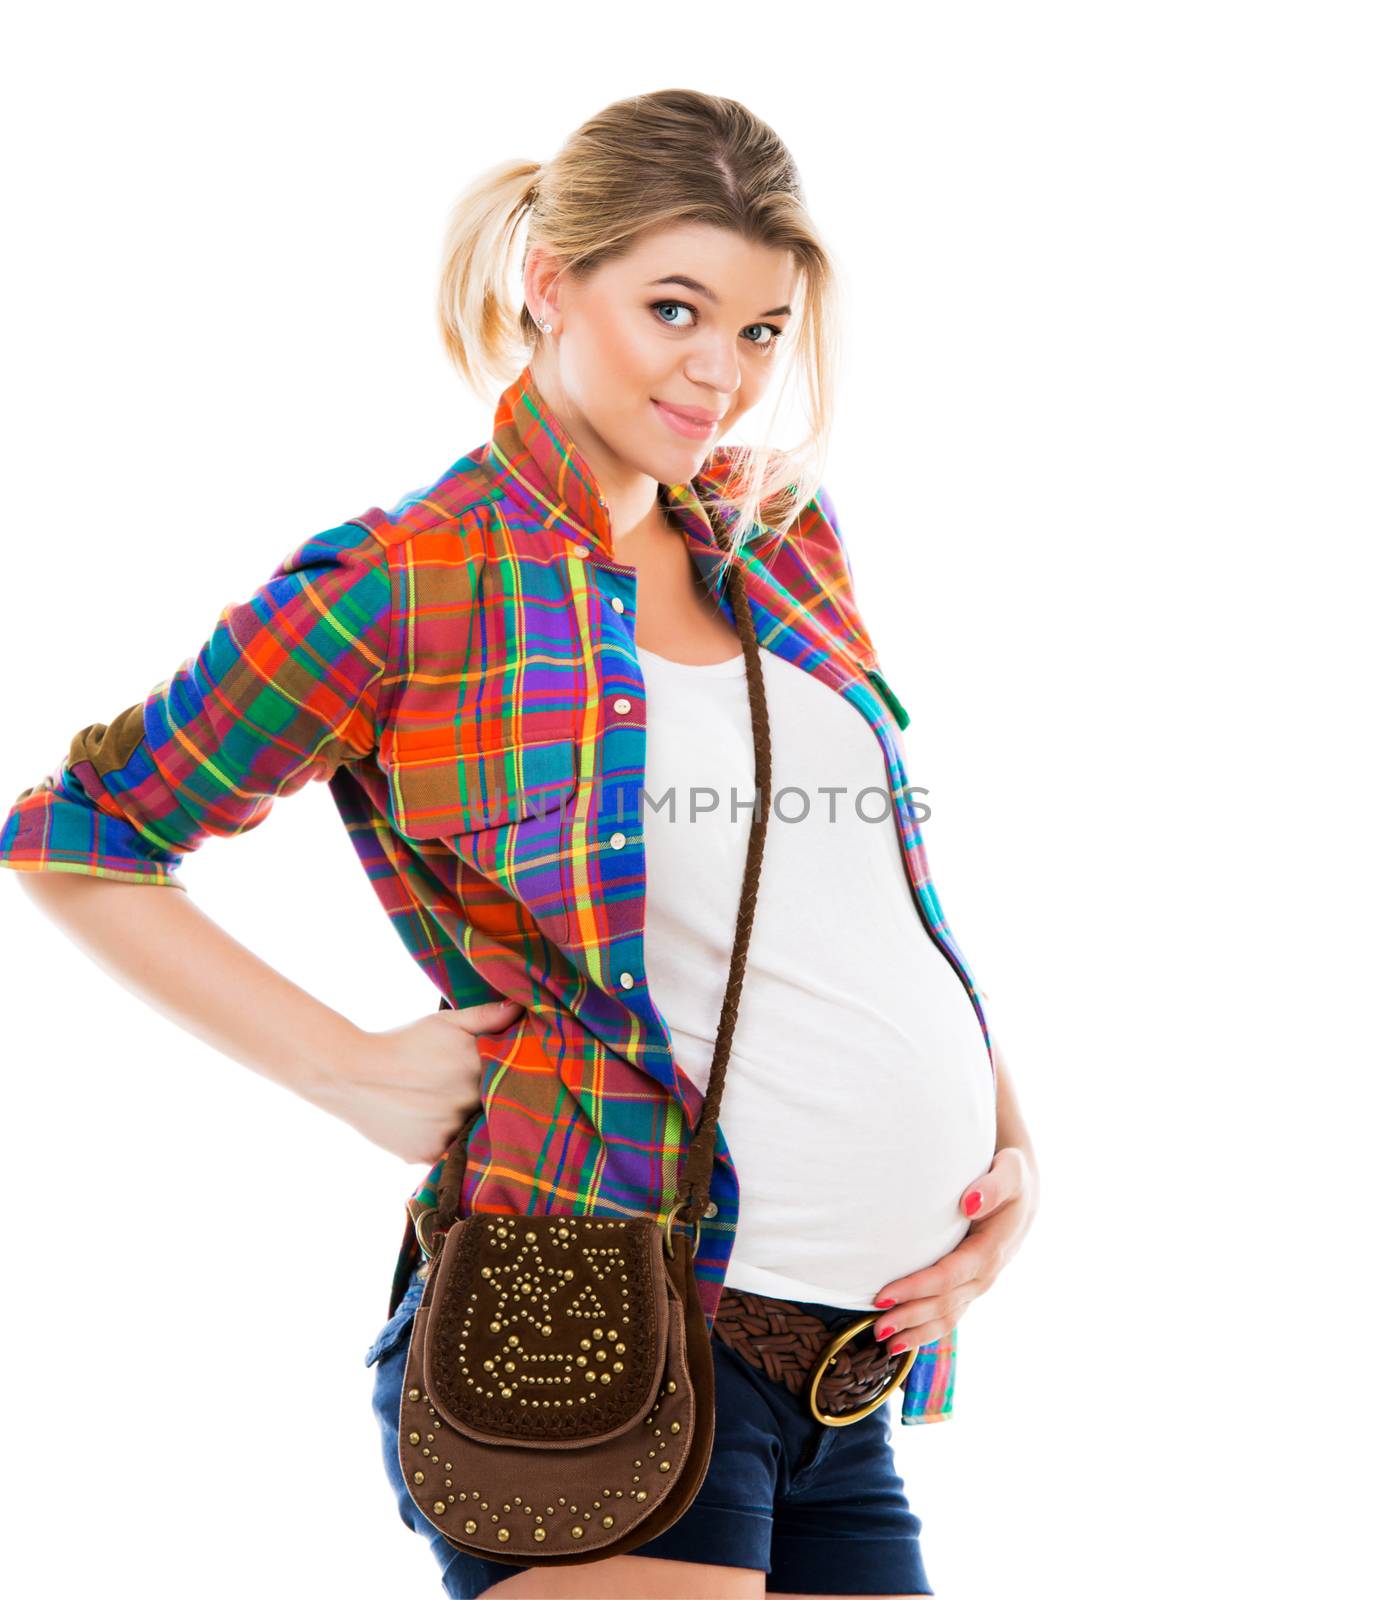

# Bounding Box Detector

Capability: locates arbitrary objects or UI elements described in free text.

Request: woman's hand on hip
[306,997,524,1163]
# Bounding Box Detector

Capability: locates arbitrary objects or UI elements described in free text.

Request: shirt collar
[488,362,726,567]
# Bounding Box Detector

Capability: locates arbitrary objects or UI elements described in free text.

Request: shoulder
[698,448,876,670]
[260,450,504,648]
[340,443,500,558]
[696,446,850,564]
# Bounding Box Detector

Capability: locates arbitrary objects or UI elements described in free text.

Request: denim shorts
[364,1264,933,1596]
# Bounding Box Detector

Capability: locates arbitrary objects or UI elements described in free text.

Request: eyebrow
[647,274,792,319]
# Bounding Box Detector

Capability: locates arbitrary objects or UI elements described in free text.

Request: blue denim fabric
[365,1277,932,1597]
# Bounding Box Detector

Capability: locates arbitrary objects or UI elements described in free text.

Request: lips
[654,401,723,424]
[653,399,724,440]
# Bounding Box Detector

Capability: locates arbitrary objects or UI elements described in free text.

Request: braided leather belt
[713,1286,918,1426]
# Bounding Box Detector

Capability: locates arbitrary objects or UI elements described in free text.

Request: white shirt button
[613,697,631,714]
[609,832,626,850]
[571,540,590,558]
[619,970,635,989]
[611,596,625,613]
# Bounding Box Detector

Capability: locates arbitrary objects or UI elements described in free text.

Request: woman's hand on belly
[867,1143,1040,1354]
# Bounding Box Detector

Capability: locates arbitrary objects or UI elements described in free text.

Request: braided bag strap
[431,519,770,1239]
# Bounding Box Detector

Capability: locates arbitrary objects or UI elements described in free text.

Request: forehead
[605,222,798,301]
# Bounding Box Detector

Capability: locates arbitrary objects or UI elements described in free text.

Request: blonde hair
[437,87,843,567]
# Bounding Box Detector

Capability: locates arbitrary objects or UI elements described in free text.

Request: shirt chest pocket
[381,731,578,838]
[379,720,580,949]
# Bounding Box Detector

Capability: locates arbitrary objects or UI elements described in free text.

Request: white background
[1,3,1387,1597]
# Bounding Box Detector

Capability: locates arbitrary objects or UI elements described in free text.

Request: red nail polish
[874,1296,895,1309]
[964,1189,983,1216]
[888,1341,908,1356]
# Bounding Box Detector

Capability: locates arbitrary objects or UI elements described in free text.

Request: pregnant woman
[1,89,1039,1598]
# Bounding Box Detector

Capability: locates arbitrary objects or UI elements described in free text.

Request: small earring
[540,321,553,333]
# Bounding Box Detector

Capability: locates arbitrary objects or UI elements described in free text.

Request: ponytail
[437,159,544,400]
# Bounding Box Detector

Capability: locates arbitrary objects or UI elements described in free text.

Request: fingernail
[876,1323,896,1342]
[874,1296,896,1309]
[888,1341,908,1356]
[964,1189,983,1216]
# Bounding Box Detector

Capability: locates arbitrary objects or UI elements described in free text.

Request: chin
[649,435,710,474]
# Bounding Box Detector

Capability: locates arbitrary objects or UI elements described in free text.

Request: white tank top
[636,643,997,1311]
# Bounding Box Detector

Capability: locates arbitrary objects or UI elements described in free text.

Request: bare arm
[14,872,365,1106]
[992,1044,1038,1193]
[0,525,521,1163]
[10,873,520,1162]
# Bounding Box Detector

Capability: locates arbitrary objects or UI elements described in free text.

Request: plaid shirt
[0,364,993,1425]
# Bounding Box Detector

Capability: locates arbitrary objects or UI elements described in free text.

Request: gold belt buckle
[806,1312,917,1427]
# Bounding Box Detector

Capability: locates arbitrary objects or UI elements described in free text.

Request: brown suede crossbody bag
[394,529,772,1568]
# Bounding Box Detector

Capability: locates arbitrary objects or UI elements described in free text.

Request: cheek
[579,320,670,403]
[595,302,653,360]
[739,361,775,402]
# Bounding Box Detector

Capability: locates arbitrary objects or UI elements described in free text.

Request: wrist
[294,1014,376,1110]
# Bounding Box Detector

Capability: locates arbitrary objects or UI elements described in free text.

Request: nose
[680,357,740,412]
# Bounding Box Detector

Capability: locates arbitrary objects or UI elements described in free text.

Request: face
[523,222,798,500]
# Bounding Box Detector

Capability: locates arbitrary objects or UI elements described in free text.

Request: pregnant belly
[713,957,998,1310]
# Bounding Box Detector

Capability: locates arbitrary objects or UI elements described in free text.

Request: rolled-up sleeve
[0,522,392,888]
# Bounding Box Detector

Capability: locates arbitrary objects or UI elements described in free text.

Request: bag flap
[422,1212,671,1447]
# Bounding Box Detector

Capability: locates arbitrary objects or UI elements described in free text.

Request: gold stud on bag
[396,520,772,1567]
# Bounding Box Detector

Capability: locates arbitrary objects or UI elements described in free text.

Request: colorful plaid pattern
[0,364,993,1425]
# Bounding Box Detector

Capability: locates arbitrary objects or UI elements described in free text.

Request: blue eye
[649,300,784,355]
[652,301,695,329]
[745,324,782,351]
